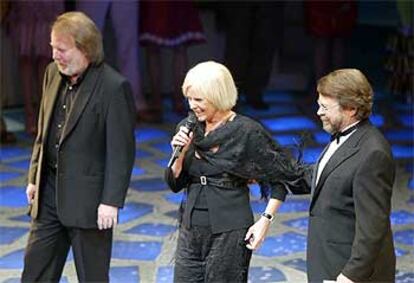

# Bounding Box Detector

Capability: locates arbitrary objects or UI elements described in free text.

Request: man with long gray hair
[22,12,136,282]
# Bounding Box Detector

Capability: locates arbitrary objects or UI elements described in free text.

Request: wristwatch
[261,212,274,222]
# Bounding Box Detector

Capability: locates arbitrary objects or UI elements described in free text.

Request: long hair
[52,11,104,64]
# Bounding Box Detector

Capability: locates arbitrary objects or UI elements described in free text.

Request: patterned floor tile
[0,147,31,161]
[255,232,307,257]
[164,192,185,205]
[282,217,309,231]
[125,223,176,237]
[0,172,23,183]
[3,159,30,171]
[394,229,414,246]
[396,271,414,283]
[134,128,169,143]
[391,210,414,225]
[130,178,168,192]
[282,258,307,273]
[131,166,146,176]
[119,202,154,224]
[156,266,174,283]
[110,266,140,283]
[251,199,310,214]
[152,142,172,155]
[395,247,410,257]
[112,241,163,261]
[9,214,31,223]
[0,186,27,207]
[0,249,24,269]
[135,149,152,159]
[248,266,286,282]
[0,227,29,245]
[155,159,169,168]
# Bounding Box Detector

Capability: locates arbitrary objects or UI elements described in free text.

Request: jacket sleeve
[28,64,50,184]
[342,149,395,280]
[164,167,190,193]
[100,80,136,208]
[247,123,311,201]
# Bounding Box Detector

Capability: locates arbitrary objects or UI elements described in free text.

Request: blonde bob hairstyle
[52,11,104,64]
[182,61,238,111]
[317,68,373,120]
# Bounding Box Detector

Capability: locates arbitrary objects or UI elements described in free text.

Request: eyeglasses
[317,101,340,112]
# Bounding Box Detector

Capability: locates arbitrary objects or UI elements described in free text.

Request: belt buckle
[200,176,207,185]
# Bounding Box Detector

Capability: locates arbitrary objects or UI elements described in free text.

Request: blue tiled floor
[118,202,154,224]
[0,186,28,207]
[125,223,176,237]
[0,227,29,245]
[112,241,163,261]
[256,232,307,257]
[248,266,286,282]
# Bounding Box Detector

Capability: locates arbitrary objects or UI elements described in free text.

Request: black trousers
[174,225,252,283]
[21,172,112,283]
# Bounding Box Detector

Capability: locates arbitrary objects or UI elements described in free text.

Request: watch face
[262,212,273,221]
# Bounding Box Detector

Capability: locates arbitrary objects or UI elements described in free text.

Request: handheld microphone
[167,111,197,168]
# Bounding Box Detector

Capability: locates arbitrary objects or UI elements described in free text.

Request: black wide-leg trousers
[21,172,112,283]
[174,225,252,283]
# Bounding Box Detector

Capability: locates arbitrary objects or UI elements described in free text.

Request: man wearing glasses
[307,69,396,282]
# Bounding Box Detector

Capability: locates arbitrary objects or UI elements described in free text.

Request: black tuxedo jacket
[307,120,396,282]
[28,62,136,228]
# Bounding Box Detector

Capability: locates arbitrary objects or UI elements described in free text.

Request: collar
[330,120,361,144]
[59,65,90,87]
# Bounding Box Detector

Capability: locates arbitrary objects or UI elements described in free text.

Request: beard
[56,61,77,76]
[321,119,341,134]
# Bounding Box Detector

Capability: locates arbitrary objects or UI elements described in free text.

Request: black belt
[190,175,247,189]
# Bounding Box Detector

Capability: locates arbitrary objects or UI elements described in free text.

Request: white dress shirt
[316,121,360,185]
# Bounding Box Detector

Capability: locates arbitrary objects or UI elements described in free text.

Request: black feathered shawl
[182,114,311,200]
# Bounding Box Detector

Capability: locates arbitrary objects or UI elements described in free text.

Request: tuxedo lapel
[59,65,101,145]
[311,145,329,190]
[310,123,369,210]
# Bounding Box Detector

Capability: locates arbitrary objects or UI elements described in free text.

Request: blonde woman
[165,61,309,282]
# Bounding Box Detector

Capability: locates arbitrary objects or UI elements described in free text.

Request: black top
[190,155,223,226]
[165,114,311,234]
[45,71,87,172]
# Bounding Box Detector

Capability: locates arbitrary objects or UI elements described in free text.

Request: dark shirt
[45,71,87,172]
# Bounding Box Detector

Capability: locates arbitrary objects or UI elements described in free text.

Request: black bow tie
[330,124,358,144]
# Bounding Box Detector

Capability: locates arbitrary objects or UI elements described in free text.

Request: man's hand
[336,273,354,283]
[97,204,118,230]
[26,183,36,204]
